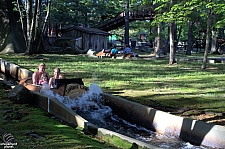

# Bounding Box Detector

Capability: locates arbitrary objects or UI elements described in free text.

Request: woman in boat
[49,67,61,88]
[32,63,50,85]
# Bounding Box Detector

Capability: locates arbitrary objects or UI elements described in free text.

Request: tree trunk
[4,0,26,53]
[26,0,39,54]
[26,0,32,40]
[37,0,51,52]
[155,24,161,57]
[16,0,27,42]
[201,6,212,69]
[169,22,176,64]
[174,23,178,52]
[168,0,176,64]
[124,0,129,46]
[34,0,42,53]
[186,20,193,55]
[0,0,11,51]
[177,25,182,45]
[211,29,218,54]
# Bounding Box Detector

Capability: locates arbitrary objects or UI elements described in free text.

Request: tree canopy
[1,0,225,60]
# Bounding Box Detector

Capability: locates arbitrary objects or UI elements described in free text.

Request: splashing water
[77,84,104,108]
[40,83,113,125]
[41,83,103,108]
[40,83,207,149]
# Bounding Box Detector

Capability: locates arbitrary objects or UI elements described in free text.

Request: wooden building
[56,26,110,53]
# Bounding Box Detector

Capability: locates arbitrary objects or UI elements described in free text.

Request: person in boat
[32,63,50,85]
[38,73,49,85]
[39,73,51,91]
[49,67,61,88]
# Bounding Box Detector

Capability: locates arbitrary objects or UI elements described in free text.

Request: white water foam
[40,83,112,116]
[39,83,113,126]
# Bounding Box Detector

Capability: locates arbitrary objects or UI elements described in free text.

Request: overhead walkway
[98,5,155,32]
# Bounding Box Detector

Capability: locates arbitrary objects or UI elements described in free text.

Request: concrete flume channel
[0,58,225,149]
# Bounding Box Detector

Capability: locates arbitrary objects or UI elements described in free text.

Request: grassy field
[1,52,225,124]
[0,52,225,148]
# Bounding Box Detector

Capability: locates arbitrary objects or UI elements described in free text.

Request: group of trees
[0,0,225,68]
[151,0,225,68]
[0,0,125,54]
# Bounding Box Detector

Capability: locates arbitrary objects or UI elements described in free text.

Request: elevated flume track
[98,5,155,32]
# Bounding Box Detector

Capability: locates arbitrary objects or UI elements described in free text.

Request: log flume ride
[1,58,225,149]
[19,77,88,100]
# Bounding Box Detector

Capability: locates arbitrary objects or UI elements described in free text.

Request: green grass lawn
[1,52,225,148]
[0,83,121,149]
[1,53,225,123]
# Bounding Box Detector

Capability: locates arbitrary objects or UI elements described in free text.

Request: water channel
[0,73,210,149]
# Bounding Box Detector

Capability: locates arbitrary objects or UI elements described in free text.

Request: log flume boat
[19,77,89,99]
[1,58,225,149]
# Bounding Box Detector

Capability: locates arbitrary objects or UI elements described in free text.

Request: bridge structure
[98,5,155,32]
